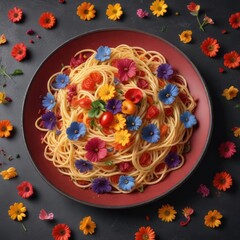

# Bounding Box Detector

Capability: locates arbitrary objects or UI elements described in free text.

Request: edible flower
[180,207,194,226]
[141,124,160,143]
[114,130,131,146]
[106,3,123,21]
[8,202,27,221]
[126,115,142,131]
[145,105,160,119]
[39,209,54,220]
[17,181,34,199]
[111,114,126,131]
[75,159,93,172]
[106,98,122,114]
[41,112,56,130]
[158,204,177,222]
[118,175,135,191]
[0,34,7,45]
[213,171,232,191]
[92,177,112,194]
[200,38,220,57]
[197,184,210,197]
[150,0,168,17]
[116,58,137,83]
[52,223,71,240]
[164,152,181,168]
[158,84,179,105]
[157,63,174,80]
[8,7,23,23]
[222,86,239,100]
[0,120,13,138]
[11,43,27,62]
[98,84,116,101]
[204,210,223,228]
[179,30,192,43]
[187,2,200,16]
[79,216,96,235]
[223,51,240,69]
[125,88,143,104]
[134,226,155,240]
[136,9,149,18]
[0,92,7,104]
[232,127,240,137]
[42,92,55,110]
[39,12,56,29]
[70,53,87,68]
[66,122,86,140]
[229,12,240,29]
[85,137,107,162]
[52,74,69,89]
[180,111,197,128]
[218,141,236,158]
[0,167,17,180]
[95,46,111,62]
[77,2,96,21]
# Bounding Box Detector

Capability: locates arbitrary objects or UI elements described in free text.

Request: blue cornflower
[118,175,135,191]
[92,177,112,194]
[158,84,179,105]
[52,74,69,89]
[95,46,111,62]
[141,124,160,143]
[41,111,56,130]
[106,98,122,114]
[42,92,55,110]
[66,122,86,140]
[75,159,93,173]
[126,115,142,131]
[180,111,197,128]
[165,152,181,168]
[157,63,174,80]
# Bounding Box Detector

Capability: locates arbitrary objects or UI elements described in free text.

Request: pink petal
[98,148,108,160]
[39,209,54,220]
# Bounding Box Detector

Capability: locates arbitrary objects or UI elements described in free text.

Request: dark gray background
[0,1,239,239]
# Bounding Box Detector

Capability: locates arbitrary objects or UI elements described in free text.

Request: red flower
[135,226,155,240]
[125,88,143,103]
[229,12,240,29]
[213,171,232,191]
[11,43,27,62]
[8,7,23,23]
[187,2,200,16]
[39,12,56,29]
[17,181,34,199]
[218,141,236,158]
[200,38,220,57]
[137,78,149,89]
[223,51,240,69]
[52,224,71,240]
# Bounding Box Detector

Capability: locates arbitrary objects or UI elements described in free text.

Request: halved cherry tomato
[78,97,92,109]
[99,112,114,128]
[90,72,103,84]
[145,105,160,119]
[121,100,136,115]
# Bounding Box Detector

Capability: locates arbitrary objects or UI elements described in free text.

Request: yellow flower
[111,114,126,131]
[150,0,168,17]
[0,34,7,45]
[158,204,177,222]
[8,202,27,221]
[204,210,223,228]
[222,86,239,100]
[76,2,96,21]
[233,127,240,137]
[79,216,96,235]
[98,84,116,101]
[0,120,13,138]
[106,3,123,21]
[179,30,192,43]
[114,130,131,146]
[0,92,6,104]
[0,167,17,180]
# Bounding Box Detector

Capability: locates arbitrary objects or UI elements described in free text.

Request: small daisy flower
[11,43,27,62]
[158,204,177,222]
[39,12,56,29]
[136,9,149,18]
[204,210,223,228]
[0,167,17,180]
[114,130,131,146]
[213,171,232,191]
[150,0,168,17]
[223,51,240,69]
[98,84,116,101]
[8,7,23,23]
[218,141,236,158]
[77,2,96,21]
[8,202,27,221]
[106,3,123,21]
[52,224,71,240]
[79,216,96,235]
[229,12,240,29]
[200,38,220,57]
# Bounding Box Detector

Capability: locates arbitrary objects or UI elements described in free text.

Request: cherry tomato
[78,97,92,109]
[121,100,136,115]
[99,112,114,128]
[82,77,96,91]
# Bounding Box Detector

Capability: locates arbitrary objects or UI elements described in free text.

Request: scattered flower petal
[39,209,54,220]
[0,167,17,180]
[136,9,149,18]
[197,184,210,197]
[0,34,7,45]
[223,51,240,69]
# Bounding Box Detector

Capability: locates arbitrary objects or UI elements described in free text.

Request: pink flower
[39,209,54,220]
[203,14,214,24]
[197,184,210,197]
[116,58,137,83]
[85,137,107,162]
[136,9,149,18]
[218,141,236,158]
[17,181,34,198]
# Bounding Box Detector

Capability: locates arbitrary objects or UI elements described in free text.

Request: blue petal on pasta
[118,175,135,191]
[92,177,112,194]
[180,111,197,128]
[95,46,111,62]
[126,115,142,131]
[42,92,55,110]
[52,74,69,89]
[158,84,179,104]
[75,159,93,173]
[141,124,160,143]
[66,122,86,140]
[157,63,174,80]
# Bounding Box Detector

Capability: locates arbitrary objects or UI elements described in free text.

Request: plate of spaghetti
[23,29,212,208]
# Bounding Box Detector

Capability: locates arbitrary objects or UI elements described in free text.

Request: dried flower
[114,130,131,146]
[39,209,54,220]
[222,86,239,100]
[179,30,192,43]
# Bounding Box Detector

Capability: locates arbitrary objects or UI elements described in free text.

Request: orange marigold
[213,171,232,191]
[0,120,13,138]
[76,2,96,21]
[229,12,240,29]
[223,51,240,69]
[200,38,220,57]
[39,12,56,29]
[135,226,156,240]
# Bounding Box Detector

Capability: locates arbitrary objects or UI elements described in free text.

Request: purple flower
[136,9,149,18]
[164,152,181,168]
[106,98,122,114]
[197,184,210,197]
[75,159,93,173]
[41,112,56,130]
[92,177,112,194]
[157,63,174,80]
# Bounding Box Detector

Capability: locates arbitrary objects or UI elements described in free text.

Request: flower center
[14,13,19,18]
[84,9,89,15]
[94,148,99,153]
[24,186,30,192]
[219,177,226,184]
[74,130,79,134]
[123,67,129,72]
[165,93,170,98]
[59,229,66,236]
[164,210,170,216]
[124,179,129,184]
[149,131,154,136]
[1,126,6,132]
[210,216,216,222]
[157,6,162,11]
[207,45,214,51]
[142,234,149,240]
[45,18,50,24]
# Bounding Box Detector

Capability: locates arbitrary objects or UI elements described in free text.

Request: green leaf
[88,108,98,118]
[11,69,24,76]
[104,160,114,166]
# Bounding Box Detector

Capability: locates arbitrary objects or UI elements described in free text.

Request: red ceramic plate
[23,29,212,208]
